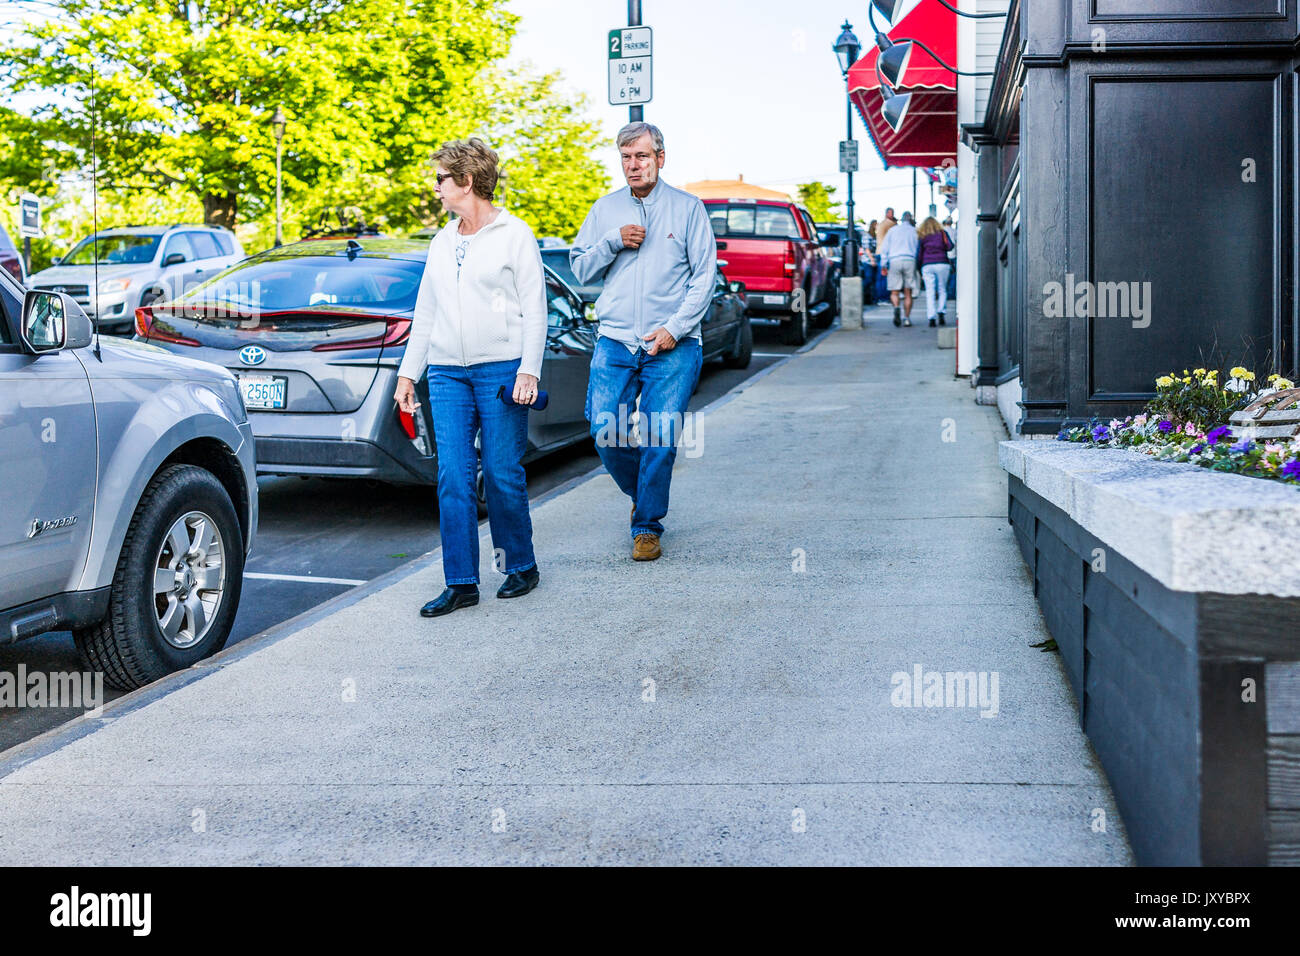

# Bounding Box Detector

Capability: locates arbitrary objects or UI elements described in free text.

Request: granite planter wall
[1000,441,1300,866]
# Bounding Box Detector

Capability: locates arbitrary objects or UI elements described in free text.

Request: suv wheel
[74,464,244,690]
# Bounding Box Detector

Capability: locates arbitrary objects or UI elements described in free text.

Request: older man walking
[570,122,716,561]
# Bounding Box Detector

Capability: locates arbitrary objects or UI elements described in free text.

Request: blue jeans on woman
[585,336,703,538]
[427,359,536,587]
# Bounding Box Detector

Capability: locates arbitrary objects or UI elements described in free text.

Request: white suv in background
[27,224,244,335]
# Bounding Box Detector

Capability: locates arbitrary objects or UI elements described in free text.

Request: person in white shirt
[878,211,920,326]
[394,137,547,617]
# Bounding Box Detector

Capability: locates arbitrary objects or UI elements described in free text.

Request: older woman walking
[917,216,954,327]
[394,137,547,617]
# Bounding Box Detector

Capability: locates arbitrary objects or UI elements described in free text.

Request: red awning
[847,0,957,169]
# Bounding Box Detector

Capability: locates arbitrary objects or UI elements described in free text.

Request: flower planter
[1000,440,1300,866]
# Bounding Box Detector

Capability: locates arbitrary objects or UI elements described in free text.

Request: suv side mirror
[51,256,62,266]
[728,280,745,295]
[163,252,187,266]
[21,290,91,353]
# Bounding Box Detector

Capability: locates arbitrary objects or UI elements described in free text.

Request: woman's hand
[512,372,540,406]
[394,376,420,415]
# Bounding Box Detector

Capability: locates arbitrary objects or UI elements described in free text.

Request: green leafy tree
[1,0,608,242]
[797,181,840,222]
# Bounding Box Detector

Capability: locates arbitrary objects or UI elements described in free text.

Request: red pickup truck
[703,198,836,345]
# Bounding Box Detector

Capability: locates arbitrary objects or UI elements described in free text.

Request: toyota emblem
[239,345,267,366]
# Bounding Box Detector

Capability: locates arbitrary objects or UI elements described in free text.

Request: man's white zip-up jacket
[397,208,548,383]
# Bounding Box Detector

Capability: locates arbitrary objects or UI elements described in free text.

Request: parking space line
[245,572,367,586]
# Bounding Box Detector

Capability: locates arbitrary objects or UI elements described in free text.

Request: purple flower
[1206,426,1231,446]
[1283,460,1300,481]
[1230,439,1254,454]
[1189,443,1205,455]
[1091,425,1110,442]
[1157,420,1174,433]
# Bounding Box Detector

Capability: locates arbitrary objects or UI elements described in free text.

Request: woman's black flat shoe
[420,588,479,617]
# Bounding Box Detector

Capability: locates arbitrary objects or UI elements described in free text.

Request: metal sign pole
[628,0,643,122]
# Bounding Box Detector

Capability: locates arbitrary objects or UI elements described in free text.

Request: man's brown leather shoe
[632,533,662,561]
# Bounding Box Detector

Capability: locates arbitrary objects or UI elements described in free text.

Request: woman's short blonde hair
[917,216,943,238]
[432,137,499,200]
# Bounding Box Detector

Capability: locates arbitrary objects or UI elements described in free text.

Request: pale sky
[506,0,943,222]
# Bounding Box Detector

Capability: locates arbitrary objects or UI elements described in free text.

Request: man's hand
[512,372,540,405]
[620,224,646,249]
[643,327,677,356]
[394,376,420,415]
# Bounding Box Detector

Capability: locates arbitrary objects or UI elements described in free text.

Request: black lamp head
[833,20,861,74]
[878,40,913,88]
[882,91,912,133]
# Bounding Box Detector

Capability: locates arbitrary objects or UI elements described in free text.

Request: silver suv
[0,265,257,689]
[27,224,244,335]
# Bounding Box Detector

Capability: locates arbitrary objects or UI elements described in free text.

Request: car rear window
[175,254,424,330]
[540,250,580,288]
[63,233,159,265]
[212,232,235,256]
[708,204,799,240]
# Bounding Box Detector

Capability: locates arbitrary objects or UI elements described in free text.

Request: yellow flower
[1276,378,1295,389]
[1155,375,1174,388]
[1230,366,1249,379]
[1194,368,1206,376]
[1243,370,1256,381]
[1204,370,1218,380]
[1182,376,1192,384]
[1268,373,1280,381]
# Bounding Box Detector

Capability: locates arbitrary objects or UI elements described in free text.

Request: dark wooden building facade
[965,0,1299,434]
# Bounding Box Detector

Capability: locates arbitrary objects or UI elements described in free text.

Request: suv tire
[75,464,244,690]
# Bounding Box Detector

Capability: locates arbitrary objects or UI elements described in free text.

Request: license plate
[239,374,287,410]
[763,294,785,304]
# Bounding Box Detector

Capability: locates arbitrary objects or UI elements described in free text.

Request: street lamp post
[272,105,286,247]
[834,21,861,279]
[833,21,864,330]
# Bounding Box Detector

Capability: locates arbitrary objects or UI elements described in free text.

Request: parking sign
[608,26,652,106]
[19,194,40,238]
[839,141,859,174]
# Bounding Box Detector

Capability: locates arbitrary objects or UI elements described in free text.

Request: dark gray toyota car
[134,238,604,500]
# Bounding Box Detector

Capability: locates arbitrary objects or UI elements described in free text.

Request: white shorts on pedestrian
[886,257,918,292]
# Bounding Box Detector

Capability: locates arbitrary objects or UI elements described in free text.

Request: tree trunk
[202,191,238,229]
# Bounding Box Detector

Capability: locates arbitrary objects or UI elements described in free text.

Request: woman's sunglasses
[435,173,457,186]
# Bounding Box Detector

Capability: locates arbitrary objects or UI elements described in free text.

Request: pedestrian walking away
[570,121,714,562]
[878,210,919,327]
[917,216,954,327]
[394,137,547,617]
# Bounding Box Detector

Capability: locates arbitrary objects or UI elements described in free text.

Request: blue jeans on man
[585,336,702,538]
[427,358,536,586]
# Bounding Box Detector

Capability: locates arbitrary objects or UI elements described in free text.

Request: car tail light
[783,244,797,273]
[311,317,411,352]
[134,307,200,346]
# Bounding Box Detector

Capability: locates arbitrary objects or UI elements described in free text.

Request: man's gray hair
[901,211,915,224]
[617,122,664,152]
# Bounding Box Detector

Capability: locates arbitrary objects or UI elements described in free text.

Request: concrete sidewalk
[0,307,1132,865]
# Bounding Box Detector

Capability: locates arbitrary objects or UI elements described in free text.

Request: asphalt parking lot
[0,321,829,752]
